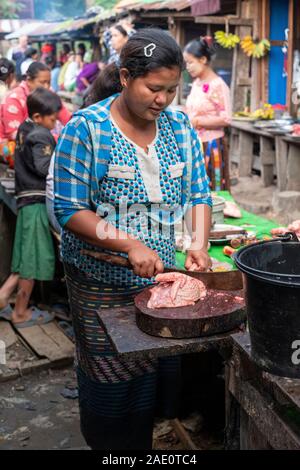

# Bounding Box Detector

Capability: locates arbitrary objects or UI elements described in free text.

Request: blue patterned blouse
[54,94,212,286]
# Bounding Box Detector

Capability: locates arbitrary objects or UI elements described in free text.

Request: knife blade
[81,249,243,291]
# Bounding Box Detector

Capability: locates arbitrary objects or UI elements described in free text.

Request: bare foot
[0,297,9,309]
[11,308,33,324]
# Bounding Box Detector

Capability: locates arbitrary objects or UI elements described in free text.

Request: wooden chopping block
[135,288,246,339]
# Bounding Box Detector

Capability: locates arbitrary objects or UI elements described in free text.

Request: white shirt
[20,58,34,76]
[46,152,55,201]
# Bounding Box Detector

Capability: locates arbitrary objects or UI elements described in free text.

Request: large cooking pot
[234,233,300,378]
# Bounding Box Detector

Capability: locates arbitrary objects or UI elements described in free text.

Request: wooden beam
[237,78,252,86]
[261,0,270,105]
[171,419,198,450]
[139,11,191,19]
[195,16,253,26]
[287,0,294,113]
[250,0,261,110]
[270,40,285,46]
[236,0,242,16]
[170,19,185,105]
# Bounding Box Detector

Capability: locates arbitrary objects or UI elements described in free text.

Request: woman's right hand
[127,242,164,278]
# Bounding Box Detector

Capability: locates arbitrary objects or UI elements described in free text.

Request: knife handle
[81,249,211,274]
[81,249,133,269]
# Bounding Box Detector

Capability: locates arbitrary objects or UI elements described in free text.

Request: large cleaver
[81,250,243,291]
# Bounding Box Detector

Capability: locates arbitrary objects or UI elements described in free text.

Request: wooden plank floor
[17,322,74,362]
[0,319,74,382]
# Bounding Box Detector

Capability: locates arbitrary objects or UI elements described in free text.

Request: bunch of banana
[252,104,274,120]
[215,31,240,49]
[241,36,271,58]
[253,39,271,58]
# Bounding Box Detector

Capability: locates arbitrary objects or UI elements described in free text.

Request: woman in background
[20,47,39,77]
[104,23,134,65]
[184,37,232,191]
[1,62,70,141]
[0,59,16,161]
[0,58,15,104]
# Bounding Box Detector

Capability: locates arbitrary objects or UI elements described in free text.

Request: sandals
[15,307,55,329]
[0,305,54,328]
[0,304,13,320]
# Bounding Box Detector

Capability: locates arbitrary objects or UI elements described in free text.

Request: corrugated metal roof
[5,22,45,40]
[0,19,38,35]
[4,10,118,40]
[115,0,191,12]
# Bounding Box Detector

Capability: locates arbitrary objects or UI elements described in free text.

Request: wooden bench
[230,121,277,187]
[275,136,300,192]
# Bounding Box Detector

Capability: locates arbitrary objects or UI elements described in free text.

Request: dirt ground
[231,174,300,224]
[0,366,224,450]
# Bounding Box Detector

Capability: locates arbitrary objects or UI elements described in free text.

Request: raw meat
[292,124,300,136]
[288,220,300,238]
[223,201,242,219]
[147,272,207,309]
[271,220,300,240]
[270,227,289,236]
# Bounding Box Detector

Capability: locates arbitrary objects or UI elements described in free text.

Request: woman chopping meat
[54,28,212,450]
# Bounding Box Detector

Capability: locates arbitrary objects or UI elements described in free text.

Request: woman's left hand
[185,249,212,272]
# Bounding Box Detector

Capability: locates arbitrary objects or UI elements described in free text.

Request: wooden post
[260,135,275,186]
[238,130,254,176]
[224,363,240,450]
[275,136,288,191]
[260,0,270,106]
[286,142,300,191]
[287,0,295,113]
[233,25,252,112]
[250,0,260,110]
[231,0,255,112]
[171,18,185,105]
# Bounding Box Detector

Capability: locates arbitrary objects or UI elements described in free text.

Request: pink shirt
[0,81,71,141]
[186,76,231,143]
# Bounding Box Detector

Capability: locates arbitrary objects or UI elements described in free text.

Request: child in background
[0,87,62,326]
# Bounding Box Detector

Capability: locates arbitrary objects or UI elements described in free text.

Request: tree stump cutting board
[135,288,246,339]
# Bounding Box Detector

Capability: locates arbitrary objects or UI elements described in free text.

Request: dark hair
[0,58,15,82]
[26,61,50,80]
[44,55,55,67]
[112,25,128,37]
[27,87,62,117]
[184,37,215,62]
[87,28,184,103]
[24,47,38,59]
[62,43,71,53]
[77,42,86,52]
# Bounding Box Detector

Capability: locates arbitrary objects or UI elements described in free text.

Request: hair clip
[0,66,8,74]
[144,43,156,57]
